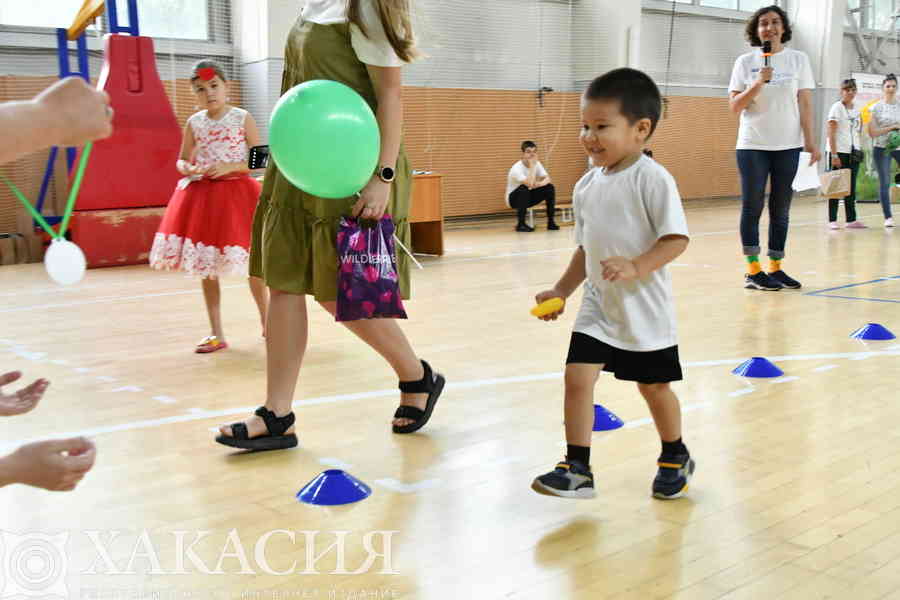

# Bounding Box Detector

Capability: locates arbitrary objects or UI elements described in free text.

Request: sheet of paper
[792,152,820,191]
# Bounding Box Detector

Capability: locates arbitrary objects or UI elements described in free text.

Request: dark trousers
[508,183,556,225]
[736,148,800,259]
[828,152,858,222]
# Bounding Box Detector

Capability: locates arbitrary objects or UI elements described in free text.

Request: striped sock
[769,258,782,272]
[746,255,761,275]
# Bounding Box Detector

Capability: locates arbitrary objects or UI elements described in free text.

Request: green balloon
[269,80,380,199]
[887,131,900,152]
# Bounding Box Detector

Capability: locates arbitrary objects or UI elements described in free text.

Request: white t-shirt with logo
[506,160,549,202]
[728,47,815,150]
[826,101,861,154]
[572,155,690,352]
[300,0,407,67]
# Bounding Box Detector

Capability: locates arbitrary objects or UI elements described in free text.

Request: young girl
[216,0,446,451]
[149,60,268,353]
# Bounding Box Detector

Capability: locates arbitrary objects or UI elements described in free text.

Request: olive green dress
[249,17,412,301]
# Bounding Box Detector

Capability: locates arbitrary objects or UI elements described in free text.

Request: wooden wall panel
[0,77,242,238]
[2,78,741,238]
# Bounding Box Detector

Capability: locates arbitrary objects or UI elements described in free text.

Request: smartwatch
[376,165,396,183]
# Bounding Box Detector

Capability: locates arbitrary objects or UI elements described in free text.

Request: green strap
[1,141,93,240]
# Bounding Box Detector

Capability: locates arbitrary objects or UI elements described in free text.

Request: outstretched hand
[0,371,47,417]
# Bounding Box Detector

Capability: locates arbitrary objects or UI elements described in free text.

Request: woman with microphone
[728,5,819,291]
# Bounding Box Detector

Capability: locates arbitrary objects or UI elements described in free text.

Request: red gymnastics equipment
[68,0,182,267]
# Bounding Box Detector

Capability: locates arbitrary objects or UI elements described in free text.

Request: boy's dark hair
[884,73,898,87]
[643,149,653,158]
[584,68,662,138]
[521,140,537,153]
[841,78,857,90]
[745,5,792,47]
[191,59,228,83]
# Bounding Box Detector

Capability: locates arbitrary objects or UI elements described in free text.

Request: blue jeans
[736,148,800,259]
[871,146,898,219]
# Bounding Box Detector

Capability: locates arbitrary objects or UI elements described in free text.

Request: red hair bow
[197,67,216,81]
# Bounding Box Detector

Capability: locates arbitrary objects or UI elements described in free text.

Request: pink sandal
[195,335,228,354]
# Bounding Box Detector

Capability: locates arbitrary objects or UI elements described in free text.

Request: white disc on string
[44,239,86,285]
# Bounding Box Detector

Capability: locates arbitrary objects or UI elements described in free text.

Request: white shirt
[728,47,815,151]
[300,0,406,67]
[826,101,860,154]
[506,160,549,201]
[869,100,900,148]
[572,155,689,352]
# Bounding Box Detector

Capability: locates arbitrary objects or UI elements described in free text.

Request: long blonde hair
[348,0,419,63]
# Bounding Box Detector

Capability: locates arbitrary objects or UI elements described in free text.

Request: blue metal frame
[35,27,95,229]
[108,0,140,36]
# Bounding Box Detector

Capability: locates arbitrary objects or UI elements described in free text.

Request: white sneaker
[886,218,895,228]
[828,222,840,230]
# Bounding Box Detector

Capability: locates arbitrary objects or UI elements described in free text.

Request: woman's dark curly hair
[745,5,792,47]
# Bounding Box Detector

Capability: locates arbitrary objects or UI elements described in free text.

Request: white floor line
[770,376,800,384]
[4,347,896,449]
[0,285,246,314]
[728,388,756,398]
[374,478,442,494]
[812,364,838,372]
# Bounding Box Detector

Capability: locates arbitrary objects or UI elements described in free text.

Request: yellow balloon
[861,98,879,126]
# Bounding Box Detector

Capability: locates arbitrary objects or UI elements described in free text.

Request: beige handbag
[820,167,851,199]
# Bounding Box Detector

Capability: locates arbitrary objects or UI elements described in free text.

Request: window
[0,1,85,29]
[132,0,210,41]
[0,0,210,41]
[849,0,900,31]
[665,0,783,10]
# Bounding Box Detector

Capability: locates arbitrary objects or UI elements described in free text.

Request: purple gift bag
[336,215,408,322]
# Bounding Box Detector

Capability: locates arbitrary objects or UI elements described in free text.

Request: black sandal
[393,360,445,434]
[215,406,298,451]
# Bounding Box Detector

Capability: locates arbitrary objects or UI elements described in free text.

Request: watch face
[381,167,395,181]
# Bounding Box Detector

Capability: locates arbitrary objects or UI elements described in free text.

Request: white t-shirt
[826,101,860,154]
[728,47,815,151]
[506,160,549,201]
[572,155,689,352]
[869,100,900,148]
[300,0,407,67]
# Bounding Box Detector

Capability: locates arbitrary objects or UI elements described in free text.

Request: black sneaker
[548,222,560,231]
[652,453,695,500]
[515,223,535,232]
[532,459,595,499]
[744,272,783,291]
[768,270,801,289]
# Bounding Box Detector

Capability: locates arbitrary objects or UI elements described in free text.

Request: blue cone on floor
[296,469,371,505]
[732,356,784,378]
[850,323,896,341]
[593,404,624,431]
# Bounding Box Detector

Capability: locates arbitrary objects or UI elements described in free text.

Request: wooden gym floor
[1,194,900,599]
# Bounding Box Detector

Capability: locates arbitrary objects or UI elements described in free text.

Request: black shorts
[565,332,683,384]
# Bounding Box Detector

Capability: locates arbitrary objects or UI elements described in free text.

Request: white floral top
[870,100,900,147]
[188,107,250,167]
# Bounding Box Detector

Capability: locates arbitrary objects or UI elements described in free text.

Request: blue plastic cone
[296,469,371,506]
[850,323,896,341]
[593,404,624,431]
[732,357,784,378]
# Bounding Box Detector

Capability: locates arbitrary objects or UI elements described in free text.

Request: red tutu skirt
[149,175,261,278]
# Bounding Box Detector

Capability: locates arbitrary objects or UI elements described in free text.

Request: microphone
[762,40,772,83]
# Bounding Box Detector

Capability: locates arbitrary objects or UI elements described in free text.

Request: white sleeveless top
[188,107,249,168]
